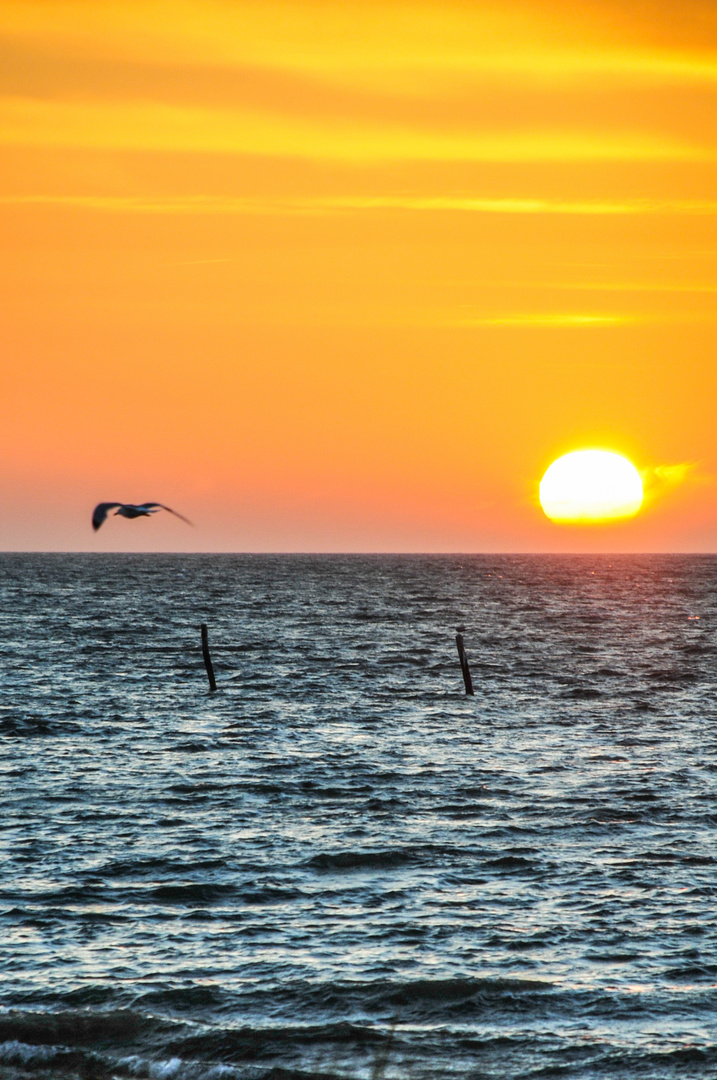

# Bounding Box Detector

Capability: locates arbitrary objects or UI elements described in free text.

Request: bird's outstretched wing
[138,503,193,526]
[92,502,123,531]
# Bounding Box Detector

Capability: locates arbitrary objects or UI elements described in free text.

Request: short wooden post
[200,623,217,692]
[455,632,474,696]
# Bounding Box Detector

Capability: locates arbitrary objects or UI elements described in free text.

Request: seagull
[92,502,193,531]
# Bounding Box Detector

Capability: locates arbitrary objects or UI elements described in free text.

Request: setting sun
[539,450,643,524]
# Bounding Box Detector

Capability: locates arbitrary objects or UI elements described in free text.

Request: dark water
[1,554,716,1080]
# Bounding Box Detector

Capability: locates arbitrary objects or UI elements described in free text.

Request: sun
[539,450,643,523]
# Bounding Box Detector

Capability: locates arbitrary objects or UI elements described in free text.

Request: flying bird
[92,502,193,531]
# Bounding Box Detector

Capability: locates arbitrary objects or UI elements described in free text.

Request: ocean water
[0,553,716,1080]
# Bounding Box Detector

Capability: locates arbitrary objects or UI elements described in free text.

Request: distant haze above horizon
[2,0,716,553]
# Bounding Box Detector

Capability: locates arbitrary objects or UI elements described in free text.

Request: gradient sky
[2,0,717,551]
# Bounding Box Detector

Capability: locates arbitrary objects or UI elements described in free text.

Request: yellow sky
[2,0,716,550]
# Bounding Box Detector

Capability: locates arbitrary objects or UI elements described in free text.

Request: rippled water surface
[1,554,716,1079]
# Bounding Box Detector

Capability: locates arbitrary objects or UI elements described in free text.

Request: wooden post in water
[200,623,217,692]
[455,632,474,696]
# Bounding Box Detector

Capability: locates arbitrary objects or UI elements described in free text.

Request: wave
[0,977,715,1080]
[306,849,419,871]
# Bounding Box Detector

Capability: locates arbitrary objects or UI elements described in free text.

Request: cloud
[460,313,637,327]
[4,0,717,91]
[0,97,709,162]
[641,462,707,507]
[5,194,717,217]
[652,462,698,484]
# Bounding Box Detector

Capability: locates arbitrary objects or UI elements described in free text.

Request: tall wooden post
[455,632,474,696]
[201,623,217,692]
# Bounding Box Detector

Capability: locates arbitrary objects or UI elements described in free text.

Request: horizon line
[1,550,715,557]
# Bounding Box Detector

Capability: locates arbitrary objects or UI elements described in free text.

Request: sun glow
[539,450,643,523]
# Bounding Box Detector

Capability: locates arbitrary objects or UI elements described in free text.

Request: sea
[0,553,715,1080]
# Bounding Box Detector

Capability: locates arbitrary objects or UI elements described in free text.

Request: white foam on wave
[120,1054,184,1079]
[0,1040,59,1064]
[148,1058,183,1079]
[119,1055,242,1080]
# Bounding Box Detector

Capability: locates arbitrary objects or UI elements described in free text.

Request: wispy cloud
[0,97,709,162]
[3,0,717,91]
[642,462,708,506]
[4,194,717,216]
[652,463,699,484]
[459,313,637,327]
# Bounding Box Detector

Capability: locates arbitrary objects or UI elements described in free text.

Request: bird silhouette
[92,502,193,531]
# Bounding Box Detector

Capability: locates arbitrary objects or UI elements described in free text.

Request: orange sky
[2,0,717,551]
